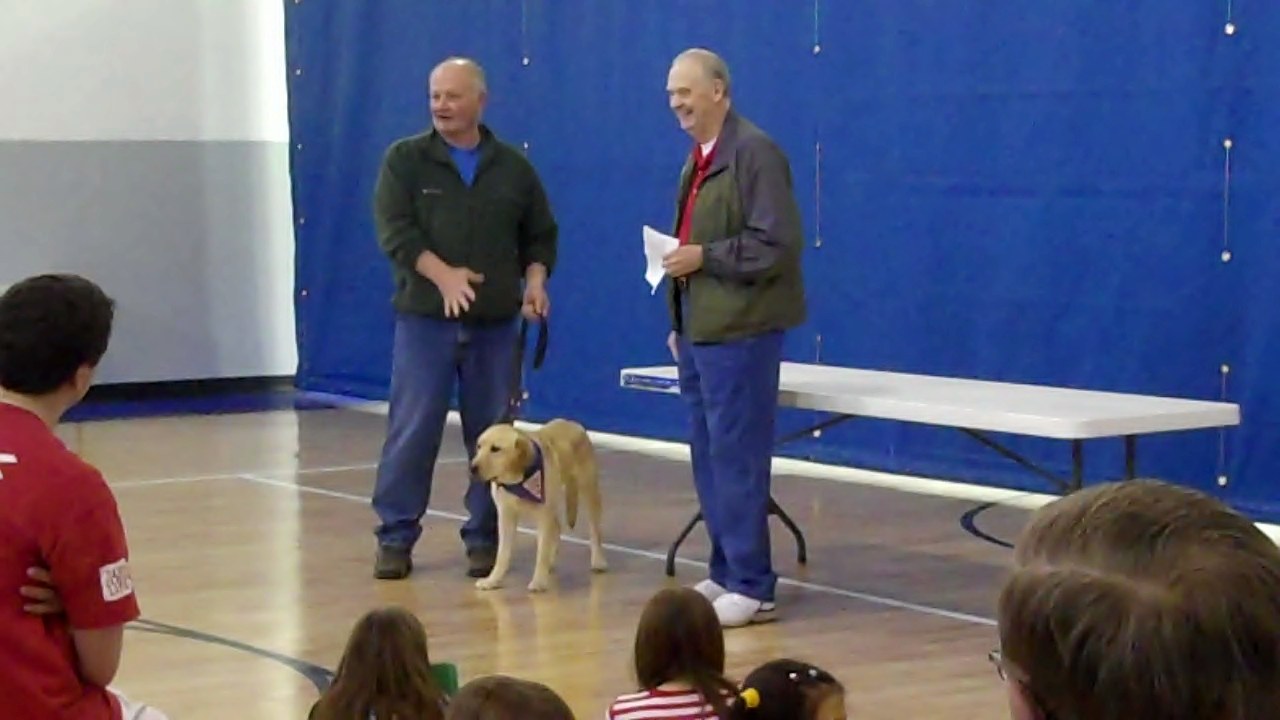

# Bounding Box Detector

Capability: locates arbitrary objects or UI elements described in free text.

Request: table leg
[1125,435,1136,480]
[1071,440,1084,492]
[769,497,808,564]
[665,511,703,577]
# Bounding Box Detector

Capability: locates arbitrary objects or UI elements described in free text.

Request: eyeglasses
[989,649,1059,720]
[988,649,1008,681]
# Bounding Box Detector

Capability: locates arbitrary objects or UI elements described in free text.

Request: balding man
[661,49,806,627]
[370,57,558,580]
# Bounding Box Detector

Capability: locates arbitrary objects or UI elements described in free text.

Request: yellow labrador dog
[470,419,607,592]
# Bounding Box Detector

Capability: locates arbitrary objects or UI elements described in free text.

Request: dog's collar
[501,440,545,504]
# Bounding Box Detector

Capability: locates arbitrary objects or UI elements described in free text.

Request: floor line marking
[110,458,466,489]
[236,473,997,628]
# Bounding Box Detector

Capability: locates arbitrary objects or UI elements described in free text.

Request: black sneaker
[467,546,496,578]
[375,545,412,580]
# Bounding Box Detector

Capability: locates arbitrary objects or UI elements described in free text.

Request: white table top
[620,362,1240,440]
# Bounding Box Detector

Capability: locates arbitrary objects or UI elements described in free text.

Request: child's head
[0,274,114,402]
[997,479,1280,720]
[445,675,575,720]
[632,587,736,714]
[732,659,845,720]
[313,605,445,720]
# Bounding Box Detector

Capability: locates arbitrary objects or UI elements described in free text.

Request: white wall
[0,0,297,383]
[0,0,291,142]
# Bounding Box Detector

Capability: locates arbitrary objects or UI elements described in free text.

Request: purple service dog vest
[501,440,545,504]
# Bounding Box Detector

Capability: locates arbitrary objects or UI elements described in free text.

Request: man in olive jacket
[370,57,558,580]
[661,49,807,627]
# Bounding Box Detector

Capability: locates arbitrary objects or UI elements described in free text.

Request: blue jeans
[676,327,784,602]
[372,313,519,552]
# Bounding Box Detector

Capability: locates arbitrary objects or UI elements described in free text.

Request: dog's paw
[591,561,609,574]
[474,577,504,591]
[527,578,551,593]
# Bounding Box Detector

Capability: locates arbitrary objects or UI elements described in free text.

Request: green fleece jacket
[373,126,557,322]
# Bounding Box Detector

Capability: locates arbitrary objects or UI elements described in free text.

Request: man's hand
[522,282,550,320]
[662,245,703,278]
[20,566,62,615]
[435,266,485,318]
[522,262,550,320]
[415,250,484,318]
[667,331,679,362]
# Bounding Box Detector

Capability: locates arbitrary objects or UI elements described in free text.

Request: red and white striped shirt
[606,688,719,720]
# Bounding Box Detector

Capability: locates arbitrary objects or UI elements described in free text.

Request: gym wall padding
[284,2,1280,519]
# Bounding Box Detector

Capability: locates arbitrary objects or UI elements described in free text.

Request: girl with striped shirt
[606,588,737,720]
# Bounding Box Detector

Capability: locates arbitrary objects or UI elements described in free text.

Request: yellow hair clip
[738,687,761,708]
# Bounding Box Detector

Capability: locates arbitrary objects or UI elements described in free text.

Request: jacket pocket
[414,187,444,230]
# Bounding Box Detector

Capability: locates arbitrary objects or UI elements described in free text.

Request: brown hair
[632,587,737,717]
[445,675,575,720]
[730,659,843,720]
[997,479,1280,720]
[311,606,446,720]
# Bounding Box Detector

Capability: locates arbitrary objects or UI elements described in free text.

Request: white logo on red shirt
[0,453,15,478]
[99,558,134,602]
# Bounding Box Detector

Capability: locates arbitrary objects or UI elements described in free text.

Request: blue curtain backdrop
[283,2,1280,519]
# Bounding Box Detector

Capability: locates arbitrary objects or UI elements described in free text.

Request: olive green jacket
[667,110,807,342]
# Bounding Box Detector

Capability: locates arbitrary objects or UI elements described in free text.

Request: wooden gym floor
[61,401,1034,719]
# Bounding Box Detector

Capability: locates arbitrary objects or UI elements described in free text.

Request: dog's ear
[512,432,535,471]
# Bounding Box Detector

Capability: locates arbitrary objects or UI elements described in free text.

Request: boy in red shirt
[0,274,166,719]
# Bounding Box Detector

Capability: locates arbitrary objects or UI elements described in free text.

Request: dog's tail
[562,433,594,529]
[564,458,580,530]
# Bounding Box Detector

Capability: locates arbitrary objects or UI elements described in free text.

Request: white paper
[643,225,679,295]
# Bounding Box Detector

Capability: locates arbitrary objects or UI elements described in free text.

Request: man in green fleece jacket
[370,57,558,580]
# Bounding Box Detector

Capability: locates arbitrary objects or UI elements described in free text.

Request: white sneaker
[713,592,777,628]
[692,579,727,602]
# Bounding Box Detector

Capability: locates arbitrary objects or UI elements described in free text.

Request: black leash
[499,316,548,424]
